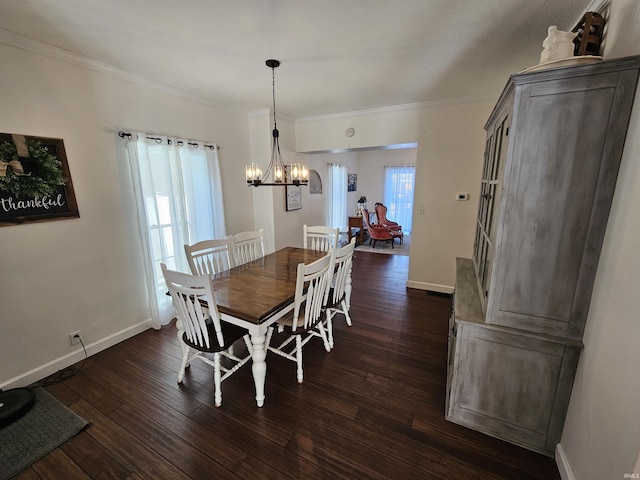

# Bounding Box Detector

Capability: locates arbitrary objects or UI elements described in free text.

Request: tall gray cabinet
[447,56,640,456]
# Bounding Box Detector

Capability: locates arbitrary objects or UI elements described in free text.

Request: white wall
[356,148,417,212]
[409,101,493,291]
[306,151,360,228]
[297,100,493,292]
[297,106,421,153]
[247,112,314,252]
[296,148,417,236]
[558,1,640,478]
[249,114,411,252]
[0,41,254,388]
[305,155,332,226]
[273,150,311,250]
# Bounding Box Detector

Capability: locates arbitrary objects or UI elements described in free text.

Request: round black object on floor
[0,388,36,428]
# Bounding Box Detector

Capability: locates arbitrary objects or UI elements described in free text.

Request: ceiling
[0,0,594,118]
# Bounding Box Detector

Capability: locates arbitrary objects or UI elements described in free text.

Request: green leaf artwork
[0,138,67,198]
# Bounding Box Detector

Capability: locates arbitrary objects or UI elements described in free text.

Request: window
[123,133,225,327]
[384,166,415,233]
[326,163,347,231]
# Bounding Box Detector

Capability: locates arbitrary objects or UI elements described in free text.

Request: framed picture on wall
[348,173,357,192]
[309,169,322,194]
[285,184,302,211]
[0,133,79,226]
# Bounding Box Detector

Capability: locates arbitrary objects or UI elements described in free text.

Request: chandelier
[246,59,308,187]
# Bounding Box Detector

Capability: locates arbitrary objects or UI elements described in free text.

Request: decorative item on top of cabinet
[572,12,605,56]
[447,55,640,457]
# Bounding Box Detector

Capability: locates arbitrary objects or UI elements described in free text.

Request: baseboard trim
[0,319,153,390]
[406,280,454,294]
[556,443,576,480]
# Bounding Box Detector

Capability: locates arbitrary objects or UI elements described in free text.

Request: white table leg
[249,332,267,407]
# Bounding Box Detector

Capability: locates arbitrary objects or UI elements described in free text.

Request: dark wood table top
[210,246,328,324]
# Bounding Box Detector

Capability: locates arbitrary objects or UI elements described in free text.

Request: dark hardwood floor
[21,252,561,479]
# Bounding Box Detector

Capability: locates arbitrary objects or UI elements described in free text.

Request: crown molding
[303,142,418,155]
[296,93,500,124]
[0,27,246,114]
[248,109,270,119]
[248,108,296,125]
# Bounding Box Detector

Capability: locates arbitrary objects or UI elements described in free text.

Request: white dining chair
[161,264,251,406]
[266,251,335,383]
[184,238,234,276]
[325,237,356,348]
[229,229,265,266]
[184,237,239,359]
[303,225,339,252]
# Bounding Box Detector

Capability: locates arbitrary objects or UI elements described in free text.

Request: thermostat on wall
[345,127,355,137]
[456,192,469,201]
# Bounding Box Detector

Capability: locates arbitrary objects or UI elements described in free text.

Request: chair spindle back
[184,238,234,276]
[230,229,265,266]
[303,225,339,252]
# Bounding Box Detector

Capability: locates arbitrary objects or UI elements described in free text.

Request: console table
[347,215,364,245]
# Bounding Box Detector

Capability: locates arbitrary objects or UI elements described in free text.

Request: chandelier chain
[272,65,277,131]
[245,59,308,186]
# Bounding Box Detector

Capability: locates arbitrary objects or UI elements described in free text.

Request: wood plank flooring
[19,252,561,479]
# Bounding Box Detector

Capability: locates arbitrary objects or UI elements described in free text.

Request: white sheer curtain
[384,165,416,233]
[122,132,226,328]
[326,163,347,231]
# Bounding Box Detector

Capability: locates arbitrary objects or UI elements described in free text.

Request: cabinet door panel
[501,87,612,318]
[448,322,580,453]
[459,326,562,432]
[488,68,638,339]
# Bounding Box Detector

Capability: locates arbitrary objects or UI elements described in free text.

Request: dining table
[176,246,328,407]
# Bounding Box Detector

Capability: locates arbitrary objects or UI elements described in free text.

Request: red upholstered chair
[374,203,402,231]
[362,209,403,248]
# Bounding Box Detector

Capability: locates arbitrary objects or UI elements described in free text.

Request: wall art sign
[285,183,302,211]
[0,133,79,226]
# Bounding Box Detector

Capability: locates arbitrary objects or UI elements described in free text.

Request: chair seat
[390,230,404,245]
[182,317,248,353]
[276,309,319,335]
[325,287,345,309]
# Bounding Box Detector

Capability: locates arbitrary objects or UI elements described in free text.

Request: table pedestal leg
[249,332,267,407]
